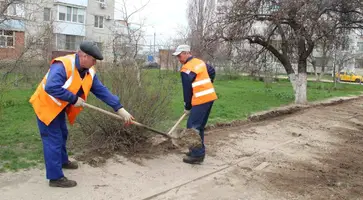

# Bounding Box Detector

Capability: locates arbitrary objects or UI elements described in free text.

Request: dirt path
[1,97,363,200]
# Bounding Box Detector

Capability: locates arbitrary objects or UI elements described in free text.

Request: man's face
[177,52,189,64]
[80,53,96,69]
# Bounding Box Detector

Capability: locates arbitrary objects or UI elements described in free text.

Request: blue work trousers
[36,110,69,180]
[187,101,214,157]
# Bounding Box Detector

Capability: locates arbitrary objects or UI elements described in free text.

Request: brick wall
[0,31,25,60]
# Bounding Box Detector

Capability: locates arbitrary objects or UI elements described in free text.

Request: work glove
[184,109,191,115]
[74,97,85,107]
[117,108,134,125]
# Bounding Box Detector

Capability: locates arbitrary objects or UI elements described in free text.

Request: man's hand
[184,109,191,115]
[117,108,135,125]
[74,97,85,107]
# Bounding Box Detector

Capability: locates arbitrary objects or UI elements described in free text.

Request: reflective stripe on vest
[89,68,96,80]
[192,78,211,88]
[195,88,216,97]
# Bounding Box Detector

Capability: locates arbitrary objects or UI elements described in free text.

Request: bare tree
[112,0,150,62]
[187,0,218,61]
[111,0,150,86]
[1,0,55,84]
[308,37,335,82]
[217,0,363,104]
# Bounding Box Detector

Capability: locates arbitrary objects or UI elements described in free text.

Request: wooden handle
[84,103,123,120]
[83,103,171,139]
[167,113,187,135]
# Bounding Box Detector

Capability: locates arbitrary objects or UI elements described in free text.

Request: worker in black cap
[29,40,134,188]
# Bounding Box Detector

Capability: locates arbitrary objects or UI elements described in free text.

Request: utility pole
[153,32,156,60]
[150,40,152,55]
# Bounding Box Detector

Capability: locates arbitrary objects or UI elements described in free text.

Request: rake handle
[83,103,171,139]
[167,113,187,135]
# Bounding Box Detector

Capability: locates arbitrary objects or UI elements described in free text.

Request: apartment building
[0,0,25,60]
[0,0,122,61]
[85,0,115,61]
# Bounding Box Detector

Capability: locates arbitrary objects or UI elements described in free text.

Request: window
[44,8,51,21]
[5,3,25,17]
[66,6,71,21]
[356,59,363,69]
[58,5,85,24]
[72,8,78,22]
[0,30,15,48]
[341,35,350,50]
[96,42,103,52]
[77,9,85,23]
[59,6,66,21]
[65,35,75,50]
[56,34,84,50]
[259,0,280,14]
[7,4,17,16]
[315,57,330,67]
[358,42,363,52]
[94,16,104,28]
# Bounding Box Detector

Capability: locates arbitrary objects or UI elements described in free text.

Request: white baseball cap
[172,44,191,56]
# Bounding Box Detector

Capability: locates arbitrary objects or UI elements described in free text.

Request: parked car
[335,71,363,83]
[143,62,160,69]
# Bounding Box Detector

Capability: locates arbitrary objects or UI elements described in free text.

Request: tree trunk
[289,73,308,104]
[319,70,326,82]
[311,59,319,81]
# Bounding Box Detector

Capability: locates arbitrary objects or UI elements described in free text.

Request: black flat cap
[80,40,103,60]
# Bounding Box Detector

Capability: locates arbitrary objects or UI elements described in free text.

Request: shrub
[71,66,178,159]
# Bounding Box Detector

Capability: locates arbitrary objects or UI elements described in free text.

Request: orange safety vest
[180,58,218,106]
[29,54,96,126]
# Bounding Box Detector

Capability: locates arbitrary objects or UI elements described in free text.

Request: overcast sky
[114,0,189,46]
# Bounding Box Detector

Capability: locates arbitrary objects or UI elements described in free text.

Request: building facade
[0,0,26,60]
[0,0,123,61]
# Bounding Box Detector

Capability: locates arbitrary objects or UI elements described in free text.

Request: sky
[114,0,189,47]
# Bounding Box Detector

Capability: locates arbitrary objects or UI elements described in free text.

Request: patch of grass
[1,70,363,172]
[0,89,43,172]
[307,73,334,80]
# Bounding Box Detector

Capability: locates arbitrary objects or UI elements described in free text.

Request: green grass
[0,89,43,172]
[1,71,363,172]
[307,74,334,81]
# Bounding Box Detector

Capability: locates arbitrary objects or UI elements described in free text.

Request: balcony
[54,0,88,7]
[53,22,86,36]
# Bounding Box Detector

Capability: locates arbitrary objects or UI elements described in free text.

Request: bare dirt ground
[1,96,363,200]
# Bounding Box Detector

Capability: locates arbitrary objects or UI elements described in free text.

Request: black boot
[183,155,205,164]
[62,161,79,169]
[49,177,77,188]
